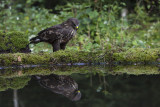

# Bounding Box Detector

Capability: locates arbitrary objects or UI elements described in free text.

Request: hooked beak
[76,26,79,30]
[77,90,80,93]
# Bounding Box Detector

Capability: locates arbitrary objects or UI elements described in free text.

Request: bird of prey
[30,18,79,52]
[35,74,81,101]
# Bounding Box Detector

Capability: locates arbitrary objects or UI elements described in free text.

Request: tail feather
[30,36,41,44]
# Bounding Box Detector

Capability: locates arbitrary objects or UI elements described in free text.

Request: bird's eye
[73,23,77,27]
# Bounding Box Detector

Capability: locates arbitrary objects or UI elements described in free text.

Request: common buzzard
[35,74,81,101]
[30,18,79,52]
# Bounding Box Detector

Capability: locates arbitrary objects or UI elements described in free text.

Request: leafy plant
[0,0,159,52]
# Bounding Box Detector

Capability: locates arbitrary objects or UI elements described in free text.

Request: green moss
[0,48,159,66]
[0,31,29,52]
[0,31,8,50]
[112,48,160,63]
[52,50,97,63]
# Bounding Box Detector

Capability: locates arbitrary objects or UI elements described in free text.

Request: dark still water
[0,72,160,107]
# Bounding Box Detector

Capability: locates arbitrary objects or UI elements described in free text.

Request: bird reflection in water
[35,74,81,101]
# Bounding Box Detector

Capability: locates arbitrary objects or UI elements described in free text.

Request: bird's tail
[29,36,41,44]
[35,75,42,80]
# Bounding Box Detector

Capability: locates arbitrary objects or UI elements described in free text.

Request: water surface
[0,65,160,107]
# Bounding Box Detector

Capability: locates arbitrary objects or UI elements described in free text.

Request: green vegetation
[0,31,29,52]
[0,0,159,77]
[0,1,160,106]
[0,48,159,66]
[0,0,159,52]
[113,48,160,62]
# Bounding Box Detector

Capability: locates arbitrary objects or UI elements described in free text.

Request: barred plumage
[30,18,79,52]
[35,74,81,101]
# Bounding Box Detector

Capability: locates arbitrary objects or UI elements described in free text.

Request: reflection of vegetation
[0,66,103,78]
[6,74,160,107]
[111,65,160,75]
[0,65,159,78]
[0,76,30,91]
[0,48,159,66]
[75,74,160,107]
[0,65,160,106]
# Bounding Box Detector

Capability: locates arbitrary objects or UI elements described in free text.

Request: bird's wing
[37,24,64,41]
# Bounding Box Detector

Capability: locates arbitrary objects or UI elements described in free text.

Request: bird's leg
[52,39,60,52]
[60,42,68,50]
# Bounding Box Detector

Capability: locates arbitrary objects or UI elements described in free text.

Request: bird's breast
[61,29,76,43]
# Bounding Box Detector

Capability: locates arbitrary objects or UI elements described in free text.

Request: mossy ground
[0,32,159,92]
[113,48,160,63]
[0,31,29,53]
[0,48,159,66]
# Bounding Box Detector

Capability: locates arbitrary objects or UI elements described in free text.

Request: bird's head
[66,18,79,30]
[69,90,81,101]
[65,89,81,101]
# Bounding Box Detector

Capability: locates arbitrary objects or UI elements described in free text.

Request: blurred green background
[0,0,159,52]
